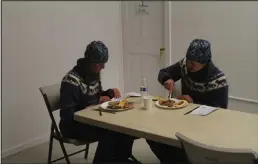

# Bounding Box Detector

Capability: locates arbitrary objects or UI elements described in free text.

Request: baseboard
[229,96,258,104]
[2,133,49,158]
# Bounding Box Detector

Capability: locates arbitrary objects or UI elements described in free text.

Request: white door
[122,1,166,96]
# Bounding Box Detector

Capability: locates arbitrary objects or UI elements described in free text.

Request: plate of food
[155,98,188,109]
[100,99,135,112]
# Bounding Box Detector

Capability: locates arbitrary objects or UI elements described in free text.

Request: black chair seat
[53,132,97,146]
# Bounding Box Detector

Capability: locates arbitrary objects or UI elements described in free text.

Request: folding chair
[39,83,95,164]
[175,132,258,164]
[40,83,141,164]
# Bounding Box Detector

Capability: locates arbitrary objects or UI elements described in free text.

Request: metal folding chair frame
[40,89,93,164]
[40,85,141,164]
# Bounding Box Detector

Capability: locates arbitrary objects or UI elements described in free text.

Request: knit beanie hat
[84,41,109,63]
[186,39,212,64]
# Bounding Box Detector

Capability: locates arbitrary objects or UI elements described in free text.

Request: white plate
[155,98,188,109]
[100,101,134,112]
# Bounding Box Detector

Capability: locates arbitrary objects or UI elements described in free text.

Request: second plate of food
[155,98,188,109]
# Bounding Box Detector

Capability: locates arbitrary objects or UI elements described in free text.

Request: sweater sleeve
[100,89,114,99]
[60,82,81,122]
[158,61,182,85]
[204,85,229,109]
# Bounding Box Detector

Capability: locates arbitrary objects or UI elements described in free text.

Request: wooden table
[74,98,258,153]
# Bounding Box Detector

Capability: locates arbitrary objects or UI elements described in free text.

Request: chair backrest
[175,132,258,164]
[39,83,61,112]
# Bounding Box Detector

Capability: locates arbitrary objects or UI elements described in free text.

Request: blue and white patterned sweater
[59,69,114,133]
[158,58,228,108]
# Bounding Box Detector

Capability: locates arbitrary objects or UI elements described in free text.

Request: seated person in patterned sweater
[161,38,228,108]
[146,39,229,164]
[59,41,135,163]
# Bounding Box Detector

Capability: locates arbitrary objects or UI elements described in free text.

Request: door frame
[164,1,172,67]
[119,1,171,95]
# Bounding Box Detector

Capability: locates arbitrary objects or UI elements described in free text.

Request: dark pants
[146,140,188,164]
[60,120,135,163]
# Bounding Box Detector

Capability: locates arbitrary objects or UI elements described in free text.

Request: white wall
[3,1,258,158]
[169,2,258,114]
[2,1,123,157]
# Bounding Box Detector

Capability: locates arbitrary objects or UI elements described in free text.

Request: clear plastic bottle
[140,78,148,107]
[140,77,148,97]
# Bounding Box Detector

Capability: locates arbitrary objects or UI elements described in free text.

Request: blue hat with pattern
[84,41,109,63]
[186,39,212,64]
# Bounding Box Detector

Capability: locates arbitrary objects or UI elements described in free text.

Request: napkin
[190,105,218,116]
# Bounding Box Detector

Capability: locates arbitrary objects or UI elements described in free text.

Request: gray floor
[2,139,159,163]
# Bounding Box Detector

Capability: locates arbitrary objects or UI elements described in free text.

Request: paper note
[111,92,141,102]
[126,92,141,97]
[111,98,122,101]
[190,105,218,116]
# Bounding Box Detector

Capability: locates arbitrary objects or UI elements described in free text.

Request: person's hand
[112,88,121,98]
[177,95,193,103]
[99,96,111,104]
[164,79,175,94]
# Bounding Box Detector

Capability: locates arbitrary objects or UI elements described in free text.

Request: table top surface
[74,98,258,153]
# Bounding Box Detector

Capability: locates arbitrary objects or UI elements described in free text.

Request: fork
[93,107,116,114]
[168,93,171,100]
[168,90,174,100]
